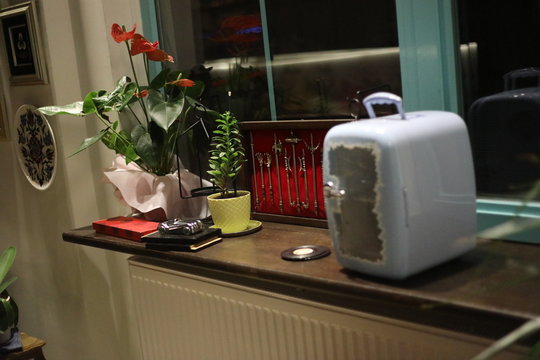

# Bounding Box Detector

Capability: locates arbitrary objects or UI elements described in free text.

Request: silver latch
[323,181,346,199]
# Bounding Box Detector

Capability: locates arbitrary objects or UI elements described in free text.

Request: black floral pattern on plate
[16,106,56,189]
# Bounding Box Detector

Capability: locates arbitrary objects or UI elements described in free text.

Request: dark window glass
[458,1,540,198]
[157,0,401,121]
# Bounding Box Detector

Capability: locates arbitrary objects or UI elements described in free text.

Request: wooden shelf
[63,222,540,344]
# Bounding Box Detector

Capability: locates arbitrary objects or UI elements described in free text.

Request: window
[141,0,540,242]
[151,0,401,121]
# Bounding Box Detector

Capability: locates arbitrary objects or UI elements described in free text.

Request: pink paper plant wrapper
[103,155,210,221]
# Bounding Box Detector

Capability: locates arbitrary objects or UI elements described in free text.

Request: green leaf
[0,290,17,332]
[0,277,17,295]
[166,70,183,82]
[123,146,139,164]
[101,129,140,163]
[0,299,7,331]
[111,76,130,92]
[11,297,18,327]
[38,102,85,116]
[94,78,138,112]
[82,91,100,115]
[0,247,15,286]
[69,129,109,157]
[116,83,138,111]
[97,77,129,103]
[184,81,205,99]
[147,89,185,131]
[135,132,159,169]
[130,125,146,144]
[149,68,171,90]
[1,298,14,329]
[100,132,114,150]
[148,121,166,149]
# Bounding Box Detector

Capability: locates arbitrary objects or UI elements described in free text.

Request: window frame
[141,0,540,243]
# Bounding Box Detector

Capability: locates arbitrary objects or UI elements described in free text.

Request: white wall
[0,0,148,358]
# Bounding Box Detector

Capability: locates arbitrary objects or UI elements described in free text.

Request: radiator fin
[129,262,519,360]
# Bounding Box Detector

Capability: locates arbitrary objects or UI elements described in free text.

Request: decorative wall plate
[14,104,57,190]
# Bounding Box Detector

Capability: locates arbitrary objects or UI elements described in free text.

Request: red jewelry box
[239,120,348,227]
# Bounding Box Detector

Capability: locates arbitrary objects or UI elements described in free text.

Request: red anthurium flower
[130,34,159,56]
[146,48,174,63]
[134,90,148,98]
[111,23,136,43]
[168,79,195,87]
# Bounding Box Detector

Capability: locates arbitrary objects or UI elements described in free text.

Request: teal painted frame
[395,0,462,114]
[477,199,540,243]
[258,0,278,121]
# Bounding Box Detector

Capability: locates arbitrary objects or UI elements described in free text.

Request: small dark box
[142,227,222,244]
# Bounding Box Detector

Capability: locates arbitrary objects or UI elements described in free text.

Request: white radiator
[129,259,521,360]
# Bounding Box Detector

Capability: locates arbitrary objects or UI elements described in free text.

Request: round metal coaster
[281,245,331,261]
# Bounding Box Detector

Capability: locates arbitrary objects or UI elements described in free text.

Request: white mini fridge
[323,93,477,279]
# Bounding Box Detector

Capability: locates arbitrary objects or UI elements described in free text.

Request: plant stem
[144,55,150,85]
[94,112,149,172]
[95,114,128,146]
[173,106,189,147]
[124,41,150,125]
[127,104,143,126]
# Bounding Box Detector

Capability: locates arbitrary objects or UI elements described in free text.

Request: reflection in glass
[458,1,540,199]
[155,0,401,121]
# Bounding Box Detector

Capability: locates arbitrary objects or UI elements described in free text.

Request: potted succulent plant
[0,246,18,345]
[206,111,250,233]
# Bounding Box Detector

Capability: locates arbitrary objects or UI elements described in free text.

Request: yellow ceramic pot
[207,190,251,234]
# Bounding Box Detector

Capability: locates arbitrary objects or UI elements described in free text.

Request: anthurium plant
[39,24,214,176]
[207,111,246,198]
[0,247,18,335]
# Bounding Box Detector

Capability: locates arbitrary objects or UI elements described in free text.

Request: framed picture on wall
[0,1,47,85]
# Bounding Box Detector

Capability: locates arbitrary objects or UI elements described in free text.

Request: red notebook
[92,216,159,241]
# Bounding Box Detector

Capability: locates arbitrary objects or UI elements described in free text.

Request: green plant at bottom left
[0,246,18,336]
